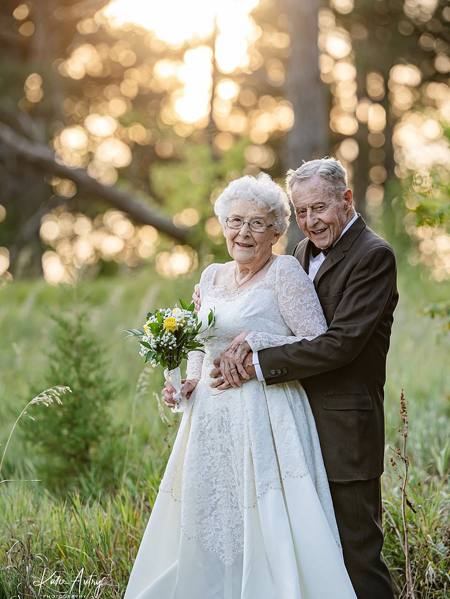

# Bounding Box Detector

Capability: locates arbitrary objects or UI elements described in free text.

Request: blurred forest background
[0,0,449,598]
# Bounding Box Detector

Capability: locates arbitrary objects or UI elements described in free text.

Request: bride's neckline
[211,254,281,295]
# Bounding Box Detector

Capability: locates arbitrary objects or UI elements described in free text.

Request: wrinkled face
[224,198,280,265]
[291,177,354,249]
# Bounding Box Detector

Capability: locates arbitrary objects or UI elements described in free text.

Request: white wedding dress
[124,255,357,599]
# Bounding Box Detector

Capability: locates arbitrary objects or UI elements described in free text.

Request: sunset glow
[104,0,259,67]
[104,0,217,45]
[104,0,259,123]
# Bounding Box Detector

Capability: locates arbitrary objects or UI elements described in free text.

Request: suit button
[276,369,282,375]
[270,369,276,376]
[282,368,287,374]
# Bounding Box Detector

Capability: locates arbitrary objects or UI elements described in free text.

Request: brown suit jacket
[259,216,399,482]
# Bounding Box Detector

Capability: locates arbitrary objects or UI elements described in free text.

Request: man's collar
[310,212,360,257]
[339,213,366,252]
[333,212,359,248]
[293,213,366,268]
[312,214,365,286]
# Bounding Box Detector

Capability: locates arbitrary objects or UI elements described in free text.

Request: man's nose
[306,209,317,228]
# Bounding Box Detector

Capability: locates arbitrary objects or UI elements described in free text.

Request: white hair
[214,172,291,234]
[286,157,349,200]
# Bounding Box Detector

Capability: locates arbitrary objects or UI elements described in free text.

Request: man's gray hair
[214,172,291,235]
[286,157,348,199]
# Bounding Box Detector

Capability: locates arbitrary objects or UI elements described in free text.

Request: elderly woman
[124,174,357,599]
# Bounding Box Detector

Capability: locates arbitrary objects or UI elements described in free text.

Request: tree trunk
[283,0,328,253]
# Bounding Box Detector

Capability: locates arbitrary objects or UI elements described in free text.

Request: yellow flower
[172,308,182,314]
[143,323,151,336]
[163,316,179,333]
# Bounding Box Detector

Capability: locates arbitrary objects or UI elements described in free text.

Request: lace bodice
[186,254,327,380]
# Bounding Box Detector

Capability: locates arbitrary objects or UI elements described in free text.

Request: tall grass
[1,260,449,597]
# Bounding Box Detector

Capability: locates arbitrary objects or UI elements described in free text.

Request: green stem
[0,401,33,474]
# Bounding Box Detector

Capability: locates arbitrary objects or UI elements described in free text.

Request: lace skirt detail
[159,375,339,566]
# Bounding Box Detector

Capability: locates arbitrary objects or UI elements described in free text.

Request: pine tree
[21,302,122,494]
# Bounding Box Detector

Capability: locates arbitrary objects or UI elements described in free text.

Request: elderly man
[210,158,398,599]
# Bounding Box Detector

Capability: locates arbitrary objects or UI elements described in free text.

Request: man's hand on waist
[210,352,256,390]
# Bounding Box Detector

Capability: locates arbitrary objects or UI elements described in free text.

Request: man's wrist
[252,350,265,382]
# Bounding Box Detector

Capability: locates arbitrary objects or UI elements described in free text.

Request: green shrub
[20,302,123,496]
[383,469,450,599]
[382,391,450,599]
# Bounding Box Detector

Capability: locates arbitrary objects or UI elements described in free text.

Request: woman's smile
[224,198,279,267]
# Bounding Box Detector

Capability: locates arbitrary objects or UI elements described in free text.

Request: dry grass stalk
[388,389,417,599]
[0,385,72,483]
[154,391,171,426]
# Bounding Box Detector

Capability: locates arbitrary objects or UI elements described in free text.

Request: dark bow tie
[311,244,332,258]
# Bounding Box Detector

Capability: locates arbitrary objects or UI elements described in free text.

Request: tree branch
[0,123,192,244]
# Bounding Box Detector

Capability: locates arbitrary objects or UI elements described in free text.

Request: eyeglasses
[225,217,274,233]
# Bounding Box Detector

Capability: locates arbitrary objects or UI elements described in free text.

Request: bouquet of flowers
[126,298,214,412]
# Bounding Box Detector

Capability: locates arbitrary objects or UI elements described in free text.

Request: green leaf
[146,312,153,319]
[186,347,205,355]
[150,322,160,334]
[176,330,188,345]
[123,331,136,339]
[178,297,188,310]
[124,328,144,337]
[140,341,151,349]
[187,341,203,349]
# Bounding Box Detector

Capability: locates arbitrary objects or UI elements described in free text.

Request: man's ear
[344,188,353,209]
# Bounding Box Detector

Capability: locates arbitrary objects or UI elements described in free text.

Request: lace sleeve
[185,263,217,380]
[186,350,204,380]
[246,256,327,352]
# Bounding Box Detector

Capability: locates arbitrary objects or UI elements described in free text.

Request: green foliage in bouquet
[126,298,215,371]
[21,305,123,495]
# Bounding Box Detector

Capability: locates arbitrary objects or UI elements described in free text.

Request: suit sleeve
[258,246,397,384]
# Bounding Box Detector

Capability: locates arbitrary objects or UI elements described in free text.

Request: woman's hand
[192,284,201,313]
[218,332,252,387]
[210,353,255,390]
[162,378,199,409]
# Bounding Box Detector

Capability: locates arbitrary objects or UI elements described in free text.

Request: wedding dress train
[124,255,357,599]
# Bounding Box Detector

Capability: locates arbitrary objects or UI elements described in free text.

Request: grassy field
[1,257,449,598]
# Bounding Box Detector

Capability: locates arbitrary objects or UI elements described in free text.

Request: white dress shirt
[252,213,359,381]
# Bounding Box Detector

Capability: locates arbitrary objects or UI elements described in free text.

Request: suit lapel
[293,239,310,273]
[314,215,366,287]
[314,245,345,286]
